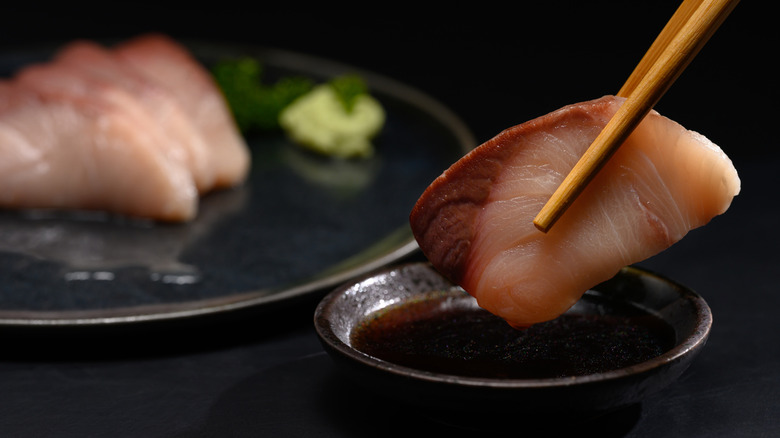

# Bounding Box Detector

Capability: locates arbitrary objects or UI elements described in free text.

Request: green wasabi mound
[212,59,385,159]
[279,82,385,159]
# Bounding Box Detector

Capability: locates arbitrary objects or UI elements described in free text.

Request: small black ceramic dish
[314,262,712,416]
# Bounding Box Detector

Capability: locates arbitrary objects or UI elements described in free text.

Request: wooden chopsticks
[532,0,740,233]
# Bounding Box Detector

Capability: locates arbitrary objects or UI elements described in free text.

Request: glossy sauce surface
[350,292,676,379]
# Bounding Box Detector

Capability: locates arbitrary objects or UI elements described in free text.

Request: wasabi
[279,81,385,159]
[212,60,386,158]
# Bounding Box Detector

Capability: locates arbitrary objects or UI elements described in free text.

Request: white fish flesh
[410,95,740,327]
[0,34,249,222]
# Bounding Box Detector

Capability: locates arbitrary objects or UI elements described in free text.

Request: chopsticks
[532,0,740,233]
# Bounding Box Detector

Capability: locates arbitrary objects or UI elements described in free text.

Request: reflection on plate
[314,262,712,416]
[0,41,476,326]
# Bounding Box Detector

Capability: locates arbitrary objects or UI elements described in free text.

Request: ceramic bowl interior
[314,262,712,415]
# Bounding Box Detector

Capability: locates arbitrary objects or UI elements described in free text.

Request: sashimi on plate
[0,33,249,222]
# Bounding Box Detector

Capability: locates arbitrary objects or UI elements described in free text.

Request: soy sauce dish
[314,262,712,414]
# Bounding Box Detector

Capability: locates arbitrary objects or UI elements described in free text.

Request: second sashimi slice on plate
[410,95,740,328]
[0,34,250,222]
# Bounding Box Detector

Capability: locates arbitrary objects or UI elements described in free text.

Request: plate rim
[0,39,477,327]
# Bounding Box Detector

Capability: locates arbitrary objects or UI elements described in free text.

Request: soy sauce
[350,292,676,379]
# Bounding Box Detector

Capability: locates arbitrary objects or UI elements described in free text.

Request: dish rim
[314,262,713,389]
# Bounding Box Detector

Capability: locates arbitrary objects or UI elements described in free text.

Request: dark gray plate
[314,262,712,416]
[0,42,475,326]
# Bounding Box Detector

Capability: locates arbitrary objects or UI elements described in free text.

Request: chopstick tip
[533,222,550,234]
[533,213,554,234]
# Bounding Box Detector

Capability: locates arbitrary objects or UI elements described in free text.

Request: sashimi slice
[0,82,197,222]
[409,95,740,328]
[0,34,252,222]
[49,40,217,192]
[113,33,250,188]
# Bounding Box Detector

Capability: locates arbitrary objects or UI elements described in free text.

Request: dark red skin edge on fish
[409,134,515,284]
[409,97,615,286]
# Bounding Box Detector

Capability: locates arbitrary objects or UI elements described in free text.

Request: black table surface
[1,2,777,437]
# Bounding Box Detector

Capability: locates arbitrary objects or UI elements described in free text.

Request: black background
[2,1,773,161]
[1,2,777,437]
